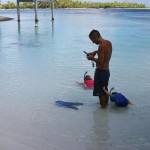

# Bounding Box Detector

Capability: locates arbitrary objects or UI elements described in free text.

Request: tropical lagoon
[0,8,150,150]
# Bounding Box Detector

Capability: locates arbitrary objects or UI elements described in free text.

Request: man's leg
[99,95,108,108]
[105,93,109,105]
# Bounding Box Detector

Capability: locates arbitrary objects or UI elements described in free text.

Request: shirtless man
[87,30,112,108]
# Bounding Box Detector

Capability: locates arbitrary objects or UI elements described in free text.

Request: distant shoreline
[0,1,148,9]
[64,7,150,9]
[0,16,13,21]
[0,7,150,10]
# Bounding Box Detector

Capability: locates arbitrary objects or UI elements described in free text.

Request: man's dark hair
[89,29,101,38]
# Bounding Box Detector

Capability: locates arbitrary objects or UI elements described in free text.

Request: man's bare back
[96,40,112,70]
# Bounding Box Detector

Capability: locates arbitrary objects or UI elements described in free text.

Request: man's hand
[88,51,97,56]
[87,54,94,60]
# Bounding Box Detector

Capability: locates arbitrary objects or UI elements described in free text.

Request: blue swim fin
[55,100,83,110]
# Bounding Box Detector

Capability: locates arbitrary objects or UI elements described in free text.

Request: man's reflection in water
[86,108,109,150]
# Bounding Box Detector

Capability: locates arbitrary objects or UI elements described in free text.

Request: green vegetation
[0,0,146,9]
[54,0,146,8]
[0,2,16,9]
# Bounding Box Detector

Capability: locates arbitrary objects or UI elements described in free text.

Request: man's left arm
[87,46,104,65]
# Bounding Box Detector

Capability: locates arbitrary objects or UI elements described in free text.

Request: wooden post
[18,21,21,34]
[17,0,54,23]
[51,0,54,21]
[17,0,20,22]
[34,0,38,22]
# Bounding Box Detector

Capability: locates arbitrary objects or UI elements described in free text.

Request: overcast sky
[1,0,150,6]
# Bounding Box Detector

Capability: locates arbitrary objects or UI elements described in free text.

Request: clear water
[0,9,150,150]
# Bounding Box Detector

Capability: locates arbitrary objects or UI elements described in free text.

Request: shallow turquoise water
[0,9,150,150]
